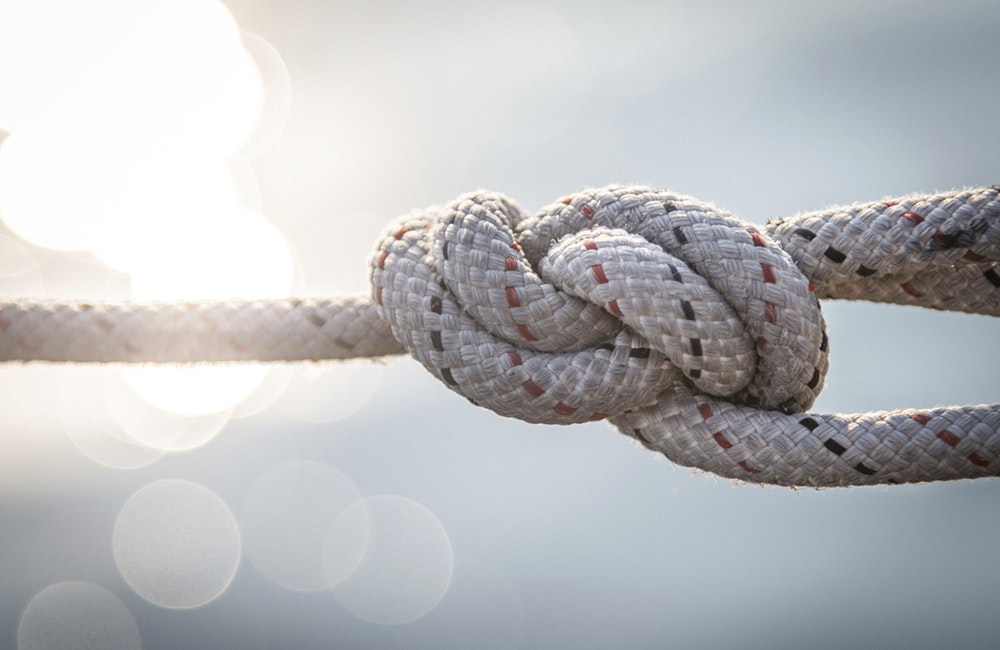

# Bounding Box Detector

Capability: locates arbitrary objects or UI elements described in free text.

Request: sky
[0,1,998,648]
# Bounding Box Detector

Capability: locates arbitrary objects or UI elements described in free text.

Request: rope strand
[0,297,402,362]
[2,185,998,487]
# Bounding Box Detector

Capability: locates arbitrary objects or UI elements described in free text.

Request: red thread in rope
[582,239,622,315]
[713,431,733,450]
[522,379,545,398]
[938,429,961,446]
[912,412,991,467]
[750,232,779,324]
[969,453,990,467]
[554,402,576,416]
[699,401,760,473]
[500,256,536,341]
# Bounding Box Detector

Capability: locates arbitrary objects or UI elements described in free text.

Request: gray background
[1,1,999,648]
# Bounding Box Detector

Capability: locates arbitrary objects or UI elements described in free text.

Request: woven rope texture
[3,185,998,486]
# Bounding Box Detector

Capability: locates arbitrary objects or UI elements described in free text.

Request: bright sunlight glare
[0,0,260,154]
[0,0,295,418]
[122,365,269,418]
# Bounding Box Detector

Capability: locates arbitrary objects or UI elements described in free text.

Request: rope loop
[372,186,829,424]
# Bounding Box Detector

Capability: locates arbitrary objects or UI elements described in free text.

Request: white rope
[0,297,402,362]
[2,185,998,487]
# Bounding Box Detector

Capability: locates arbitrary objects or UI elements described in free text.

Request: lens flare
[240,461,367,592]
[333,496,454,625]
[18,582,141,650]
[113,479,242,609]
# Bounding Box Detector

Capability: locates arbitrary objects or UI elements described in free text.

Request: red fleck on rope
[2,185,998,487]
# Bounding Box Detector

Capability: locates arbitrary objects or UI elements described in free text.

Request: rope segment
[2,185,998,487]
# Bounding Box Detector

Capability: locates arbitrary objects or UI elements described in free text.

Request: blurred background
[0,0,998,648]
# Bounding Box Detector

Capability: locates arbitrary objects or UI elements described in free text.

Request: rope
[0,297,402,362]
[2,185,998,487]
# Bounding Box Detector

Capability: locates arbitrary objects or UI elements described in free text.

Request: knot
[372,185,829,425]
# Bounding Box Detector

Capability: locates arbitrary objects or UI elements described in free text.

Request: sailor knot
[371,185,829,425]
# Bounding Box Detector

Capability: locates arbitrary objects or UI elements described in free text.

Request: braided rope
[2,185,998,486]
[0,297,402,362]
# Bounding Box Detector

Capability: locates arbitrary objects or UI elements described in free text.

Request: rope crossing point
[2,185,999,487]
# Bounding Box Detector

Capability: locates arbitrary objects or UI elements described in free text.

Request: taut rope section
[0,297,403,362]
[2,185,998,487]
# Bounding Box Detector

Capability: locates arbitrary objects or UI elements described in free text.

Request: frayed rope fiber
[3,185,999,486]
